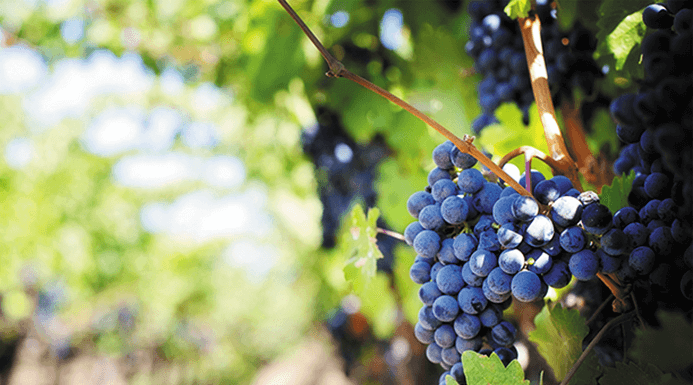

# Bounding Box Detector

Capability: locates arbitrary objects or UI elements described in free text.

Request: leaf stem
[560,312,634,385]
[377,227,407,242]
[517,15,582,191]
[278,0,531,196]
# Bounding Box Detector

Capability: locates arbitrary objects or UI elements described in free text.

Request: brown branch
[561,101,614,192]
[560,312,634,385]
[596,272,631,313]
[278,0,531,196]
[518,15,582,191]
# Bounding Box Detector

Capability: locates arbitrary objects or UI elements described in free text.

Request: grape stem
[585,293,614,326]
[277,0,531,196]
[560,312,634,385]
[377,227,407,242]
[498,146,564,175]
[517,15,583,191]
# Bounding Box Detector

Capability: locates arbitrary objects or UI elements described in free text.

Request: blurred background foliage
[0,0,622,383]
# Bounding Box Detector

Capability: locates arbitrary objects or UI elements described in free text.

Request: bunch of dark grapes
[302,108,397,272]
[465,0,602,133]
[606,0,693,318]
[611,1,693,212]
[406,140,600,383]
[407,139,692,382]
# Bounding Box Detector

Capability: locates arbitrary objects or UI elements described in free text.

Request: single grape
[433,141,455,170]
[472,182,503,214]
[550,175,573,195]
[419,203,445,231]
[441,195,469,224]
[550,196,584,227]
[407,191,435,219]
[410,261,432,284]
[414,322,435,344]
[478,230,502,252]
[469,249,498,277]
[613,206,639,228]
[458,168,486,194]
[442,346,462,366]
[560,226,586,253]
[456,335,483,354]
[462,261,485,287]
[428,167,452,186]
[458,286,488,314]
[404,221,424,246]
[498,223,524,249]
[419,281,442,306]
[525,215,555,247]
[437,264,465,295]
[453,313,481,339]
[598,249,622,274]
[581,203,613,235]
[542,259,572,288]
[628,246,656,275]
[432,179,459,202]
[493,196,517,224]
[479,303,503,328]
[511,195,539,222]
[642,3,674,29]
[624,222,649,248]
[569,249,600,280]
[437,238,458,264]
[434,324,457,349]
[486,267,513,295]
[491,321,516,347]
[534,179,561,204]
[511,270,543,302]
[527,249,553,275]
[499,249,525,275]
[433,295,460,322]
[426,342,444,364]
[601,228,630,256]
[418,305,442,330]
[413,230,441,259]
[454,233,479,262]
[648,226,675,255]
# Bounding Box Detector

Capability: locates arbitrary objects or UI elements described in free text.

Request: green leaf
[445,375,460,385]
[594,0,650,73]
[556,0,578,30]
[599,170,636,213]
[528,303,597,383]
[478,103,552,180]
[342,204,384,291]
[599,361,691,385]
[462,351,530,385]
[629,311,693,373]
[504,0,532,19]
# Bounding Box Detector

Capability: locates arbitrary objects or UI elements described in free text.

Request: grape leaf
[504,0,532,19]
[478,103,552,180]
[629,311,693,373]
[594,0,650,73]
[529,303,598,383]
[462,351,530,385]
[599,170,636,213]
[555,0,578,30]
[445,375,460,385]
[342,204,384,291]
[599,361,691,385]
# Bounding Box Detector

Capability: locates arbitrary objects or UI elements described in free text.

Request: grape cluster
[407,138,692,381]
[611,1,693,212]
[465,0,602,132]
[302,108,397,272]
[406,141,597,383]
[606,0,693,309]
